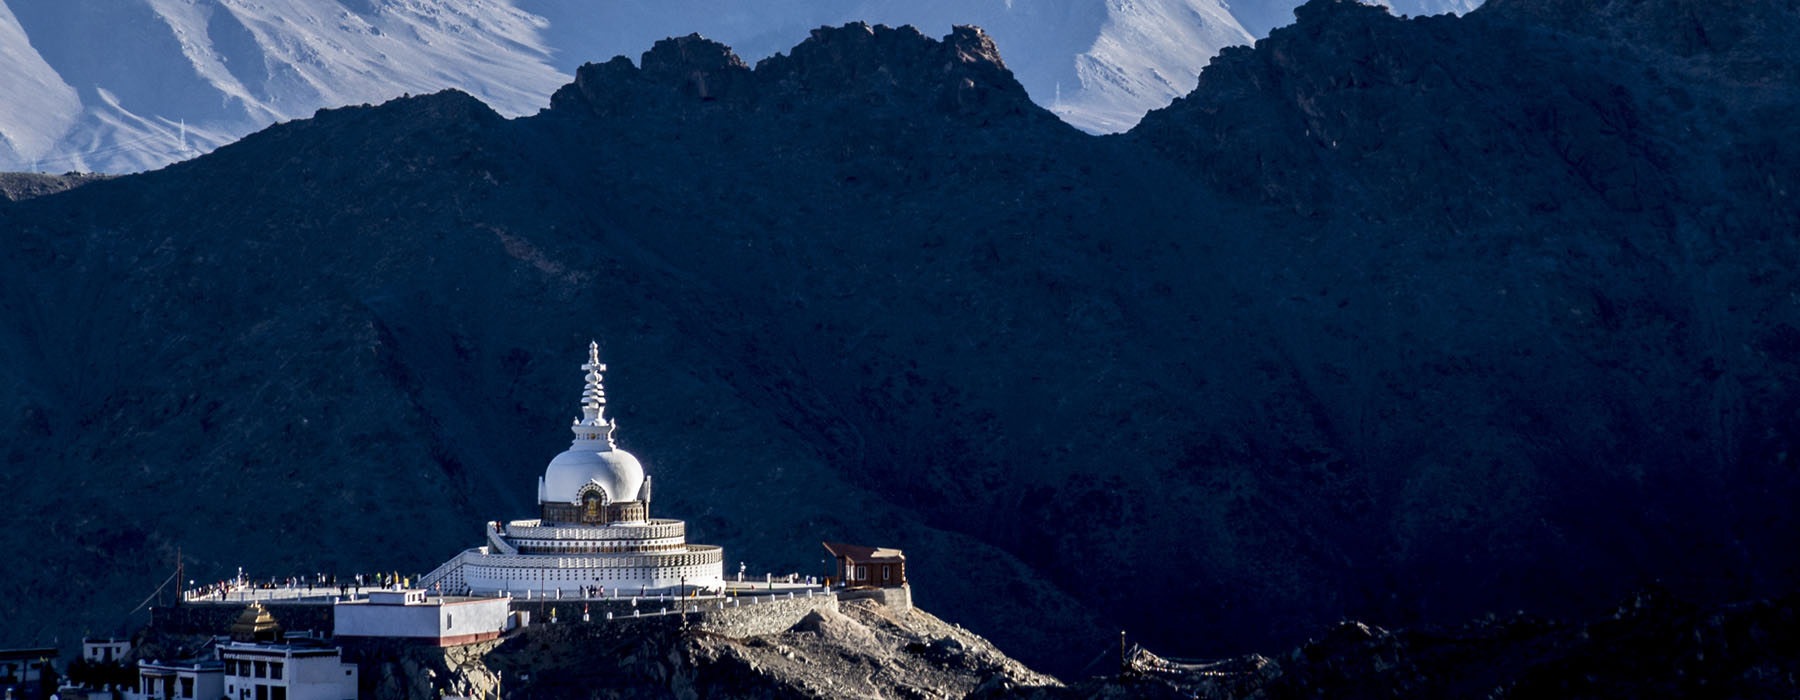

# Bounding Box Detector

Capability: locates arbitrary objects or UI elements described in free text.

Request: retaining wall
[154,591,838,643]
[508,592,836,638]
[837,585,912,613]
[151,602,337,637]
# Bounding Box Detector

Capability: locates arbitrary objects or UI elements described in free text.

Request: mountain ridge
[0,0,1484,173]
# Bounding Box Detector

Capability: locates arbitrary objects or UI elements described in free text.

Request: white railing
[459,545,724,570]
[485,525,518,555]
[502,519,685,541]
[416,549,475,591]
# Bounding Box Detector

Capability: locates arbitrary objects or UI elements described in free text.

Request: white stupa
[419,342,725,596]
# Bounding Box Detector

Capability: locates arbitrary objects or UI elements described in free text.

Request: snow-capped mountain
[0,0,566,173]
[0,0,1482,174]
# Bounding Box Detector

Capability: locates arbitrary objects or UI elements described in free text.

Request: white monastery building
[130,657,222,700]
[419,343,725,596]
[333,589,512,646]
[84,638,132,664]
[218,641,356,700]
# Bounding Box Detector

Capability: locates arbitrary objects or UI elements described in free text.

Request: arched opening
[579,486,608,524]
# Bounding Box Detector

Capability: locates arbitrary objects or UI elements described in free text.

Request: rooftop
[822,542,905,561]
[0,648,58,660]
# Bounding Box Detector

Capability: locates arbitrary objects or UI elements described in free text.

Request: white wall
[334,598,510,641]
[288,655,356,700]
[333,602,440,638]
[438,599,510,640]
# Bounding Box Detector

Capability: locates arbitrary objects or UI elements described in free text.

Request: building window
[181,677,195,698]
[256,684,268,700]
[270,662,282,680]
[855,565,866,581]
[255,661,267,678]
[271,687,286,700]
[883,565,891,581]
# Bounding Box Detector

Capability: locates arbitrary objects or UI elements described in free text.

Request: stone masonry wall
[507,591,836,638]
[152,591,834,643]
[837,585,912,613]
[150,602,337,637]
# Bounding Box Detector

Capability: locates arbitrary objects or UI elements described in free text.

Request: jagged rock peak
[638,33,755,102]
[307,88,505,129]
[548,23,1035,122]
[1289,0,1397,26]
[757,23,1016,92]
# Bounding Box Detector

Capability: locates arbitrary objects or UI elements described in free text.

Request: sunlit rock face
[3,0,1798,678]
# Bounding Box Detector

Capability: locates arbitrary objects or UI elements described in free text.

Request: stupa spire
[573,341,617,447]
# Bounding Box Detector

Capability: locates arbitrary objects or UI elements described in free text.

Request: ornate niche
[577,483,609,524]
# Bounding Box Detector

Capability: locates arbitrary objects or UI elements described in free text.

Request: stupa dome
[543,443,644,503]
[538,340,647,505]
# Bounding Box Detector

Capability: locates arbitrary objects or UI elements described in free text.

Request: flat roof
[140,659,223,672]
[218,645,342,659]
[822,541,905,561]
[337,595,506,607]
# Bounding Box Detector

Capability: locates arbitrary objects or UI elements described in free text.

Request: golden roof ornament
[229,602,282,643]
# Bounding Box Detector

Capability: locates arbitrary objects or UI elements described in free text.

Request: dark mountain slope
[2,1,1798,676]
[983,587,1800,699]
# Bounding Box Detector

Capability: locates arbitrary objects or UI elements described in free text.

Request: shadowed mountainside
[982,587,1800,699]
[1,0,1797,675]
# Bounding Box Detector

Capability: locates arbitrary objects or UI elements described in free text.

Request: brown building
[823,542,907,588]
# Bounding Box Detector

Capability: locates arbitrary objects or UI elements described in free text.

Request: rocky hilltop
[135,599,1055,700]
[2,0,1798,679]
[126,587,1797,699]
[482,602,1055,700]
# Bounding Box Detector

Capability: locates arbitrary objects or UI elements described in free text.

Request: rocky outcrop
[348,637,505,700]
[474,601,1056,700]
[547,22,1049,128]
[0,171,107,201]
